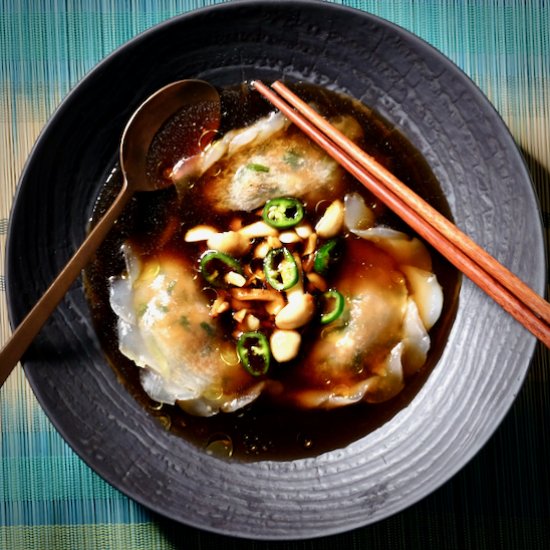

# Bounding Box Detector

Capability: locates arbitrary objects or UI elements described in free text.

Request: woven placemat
[1,1,548,548]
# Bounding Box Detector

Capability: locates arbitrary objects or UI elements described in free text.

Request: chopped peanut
[233,308,248,322]
[239,220,278,238]
[265,295,286,315]
[244,314,261,331]
[275,293,315,329]
[184,225,218,242]
[253,241,270,259]
[303,233,318,256]
[270,329,301,362]
[279,230,301,244]
[224,271,247,287]
[210,297,230,317]
[295,222,313,239]
[306,272,328,292]
[207,231,251,256]
[266,235,282,249]
[315,199,344,238]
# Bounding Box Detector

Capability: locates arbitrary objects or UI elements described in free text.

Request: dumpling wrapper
[199,113,363,212]
[109,245,264,416]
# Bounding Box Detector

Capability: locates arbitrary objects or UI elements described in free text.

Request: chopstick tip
[250,79,265,91]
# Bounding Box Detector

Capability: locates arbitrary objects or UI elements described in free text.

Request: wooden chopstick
[252,80,550,347]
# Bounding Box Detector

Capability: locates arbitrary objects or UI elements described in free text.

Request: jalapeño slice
[262,197,304,229]
[237,331,271,376]
[264,247,299,291]
[200,250,242,287]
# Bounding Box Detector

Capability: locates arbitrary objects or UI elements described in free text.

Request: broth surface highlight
[85,83,460,460]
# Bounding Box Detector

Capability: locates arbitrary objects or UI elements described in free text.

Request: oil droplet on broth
[242,432,273,456]
[203,385,224,402]
[297,433,314,449]
[206,434,234,458]
[220,346,240,366]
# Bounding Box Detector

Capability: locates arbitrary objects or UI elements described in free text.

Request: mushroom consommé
[84,83,460,460]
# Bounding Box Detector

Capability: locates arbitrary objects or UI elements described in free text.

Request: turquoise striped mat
[1,1,548,548]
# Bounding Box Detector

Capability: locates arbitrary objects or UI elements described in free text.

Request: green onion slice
[313,238,343,275]
[263,247,299,291]
[237,331,271,376]
[320,289,345,325]
[262,197,305,229]
[246,162,270,173]
[200,250,242,287]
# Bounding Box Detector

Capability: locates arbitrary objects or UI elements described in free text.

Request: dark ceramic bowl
[6,0,544,540]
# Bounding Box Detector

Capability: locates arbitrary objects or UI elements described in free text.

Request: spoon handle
[0,183,132,387]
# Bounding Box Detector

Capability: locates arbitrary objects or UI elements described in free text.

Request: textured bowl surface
[6,0,545,540]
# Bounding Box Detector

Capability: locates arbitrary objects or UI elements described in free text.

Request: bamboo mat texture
[1,1,549,549]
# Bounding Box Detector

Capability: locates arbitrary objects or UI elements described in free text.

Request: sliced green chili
[262,197,305,229]
[313,238,342,275]
[200,250,242,287]
[320,289,345,325]
[237,331,271,376]
[263,247,299,291]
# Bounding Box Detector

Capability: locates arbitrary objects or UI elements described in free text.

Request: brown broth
[84,83,460,461]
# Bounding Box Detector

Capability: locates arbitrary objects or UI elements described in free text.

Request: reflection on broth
[85,82,460,460]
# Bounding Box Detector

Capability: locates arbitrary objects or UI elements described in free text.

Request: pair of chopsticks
[252,80,550,348]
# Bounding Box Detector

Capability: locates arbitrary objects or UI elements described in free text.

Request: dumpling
[275,238,409,408]
[272,194,443,410]
[109,244,264,416]
[172,110,364,212]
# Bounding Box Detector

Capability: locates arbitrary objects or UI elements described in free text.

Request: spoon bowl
[0,79,221,385]
[121,79,221,192]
